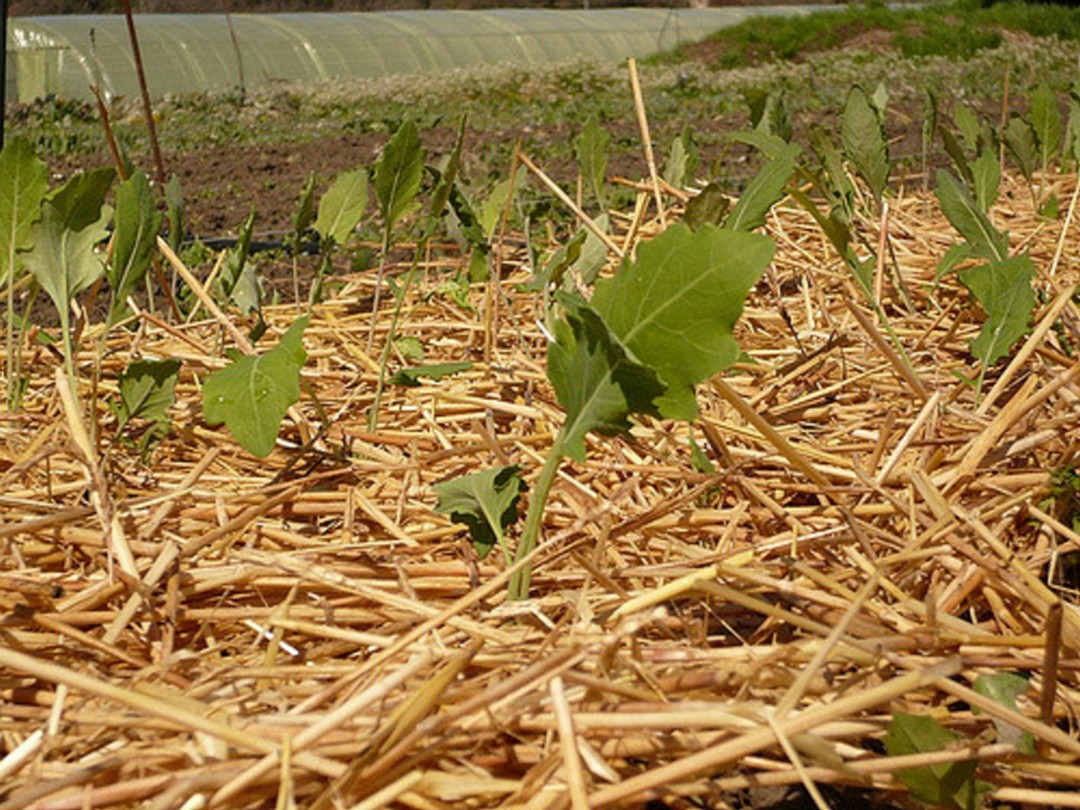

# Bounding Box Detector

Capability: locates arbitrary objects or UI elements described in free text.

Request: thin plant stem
[509,428,567,600]
[121,0,165,189]
[367,245,422,433]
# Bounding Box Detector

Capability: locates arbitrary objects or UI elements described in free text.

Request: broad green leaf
[729,129,790,160]
[684,182,731,231]
[841,85,890,202]
[1004,116,1038,182]
[448,184,487,250]
[575,116,610,206]
[954,105,982,153]
[959,255,1035,368]
[870,81,889,119]
[314,168,368,247]
[433,465,523,560]
[572,213,610,285]
[112,358,180,432]
[973,672,1035,754]
[1067,95,1080,164]
[664,134,690,191]
[374,120,425,233]
[547,295,665,462]
[810,126,855,223]
[478,178,513,239]
[289,172,316,253]
[970,150,1000,213]
[1030,82,1062,171]
[725,143,799,232]
[216,210,261,315]
[524,228,587,293]
[885,713,991,810]
[592,223,773,421]
[940,124,974,185]
[935,169,1007,262]
[202,315,309,458]
[165,174,184,253]
[429,117,466,224]
[389,361,472,387]
[23,168,115,321]
[108,171,162,326]
[0,136,48,286]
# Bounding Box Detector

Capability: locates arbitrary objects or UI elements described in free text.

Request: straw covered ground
[2,162,1080,809]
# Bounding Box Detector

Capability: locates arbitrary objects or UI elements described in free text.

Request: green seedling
[202,315,310,458]
[885,712,992,810]
[574,116,610,209]
[109,357,180,457]
[433,465,524,564]
[973,671,1035,754]
[107,171,161,328]
[311,166,369,307]
[368,119,425,354]
[389,362,473,387]
[0,136,49,410]
[288,172,316,306]
[841,84,890,206]
[22,167,115,387]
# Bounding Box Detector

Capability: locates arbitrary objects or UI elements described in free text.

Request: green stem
[508,428,567,601]
[366,243,424,433]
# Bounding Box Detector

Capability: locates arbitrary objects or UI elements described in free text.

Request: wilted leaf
[973,672,1035,753]
[374,120,425,233]
[841,85,890,202]
[959,254,1035,367]
[725,143,798,232]
[885,713,991,810]
[936,169,1007,262]
[314,168,368,247]
[389,361,472,387]
[592,223,774,421]
[202,316,309,458]
[433,465,523,559]
[112,358,181,432]
[109,171,162,326]
[0,136,48,286]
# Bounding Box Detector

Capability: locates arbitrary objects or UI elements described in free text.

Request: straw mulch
[2,167,1080,810]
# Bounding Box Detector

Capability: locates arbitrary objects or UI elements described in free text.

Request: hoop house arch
[5,7,828,104]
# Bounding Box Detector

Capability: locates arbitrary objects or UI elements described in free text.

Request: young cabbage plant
[311,166,369,307]
[367,119,466,432]
[437,223,774,600]
[0,137,49,410]
[202,315,310,458]
[368,120,425,354]
[22,167,115,388]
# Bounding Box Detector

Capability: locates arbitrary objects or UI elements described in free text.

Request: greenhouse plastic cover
[5,7,828,103]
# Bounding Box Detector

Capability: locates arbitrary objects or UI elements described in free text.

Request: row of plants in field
[2,57,1077,809]
[3,73,1078,570]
